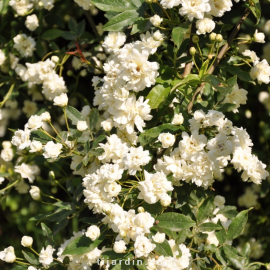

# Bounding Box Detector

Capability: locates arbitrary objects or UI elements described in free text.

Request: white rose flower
[29,140,43,153]
[101,118,113,132]
[85,225,100,241]
[134,212,155,234]
[77,120,88,131]
[13,34,36,58]
[172,113,184,125]
[0,177,5,185]
[27,115,43,130]
[150,15,163,27]
[242,50,260,65]
[53,93,68,107]
[0,246,16,263]
[15,163,39,183]
[0,49,6,66]
[11,128,31,150]
[25,14,39,31]
[250,59,270,85]
[39,245,55,268]
[2,141,12,149]
[113,240,126,253]
[29,186,41,201]
[103,32,126,53]
[28,267,39,270]
[134,236,156,258]
[196,18,215,35]
[160,0,181,9]
[43,141,62,160]
[205,231,219,246]
[152,232,166,243]
[158,133,176,148]
[254,30,265,43]
[41,112,51,122]
[1,147,14,162]
[21,236,33,247]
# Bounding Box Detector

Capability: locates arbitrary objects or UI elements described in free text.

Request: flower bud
[80,69,87,77]
[189,46,196,56]
[51,56,59,63]
[21,236,33,247]
[77,120,88,131]
[29,186,41,201]
[254,30,265,43]
[192,35,199,43]
[41,111,51,122]
[49,171,55,180]
[113,240,126,253]
[138,206,145,213]
[144,0,153,3]
[208,54,213,60]
[150,15,163,27]
[215,34,223,43]
[67,70,73,76]
[209,32,217,42]
[53,93,68,107]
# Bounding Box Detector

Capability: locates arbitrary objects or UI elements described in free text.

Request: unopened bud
[209,33,217,42]
[51,56,59,63]
[216,34,223,43]
[29,186,41,201]
[189,47,196,56]
[67,70,73,76]
[155,220,159,225]
[138,207,145,213]
[192,35,199,43]
[155,256,159,260]
[49,171,55,180]
[145,0,153,3]
[21,236,33,247]
[208,54,213,60]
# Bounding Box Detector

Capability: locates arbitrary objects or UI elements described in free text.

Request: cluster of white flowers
[238,185,260,208]
[9,0,55,16]
[13,34,36,58]
[159,0,233,21]
[15,58,67,100]
[155,110,268,188]
[94,30,164,134]
[57,230,104,270]
[146,242,191,270]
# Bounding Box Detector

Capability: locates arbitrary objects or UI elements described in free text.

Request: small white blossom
[134,235,156,258]
[86,225,100,241]
[43,141,62,160]
[21,236,33,247]
[25,14,39,31]
[113,240,126,253]
[0,49,6,66]
[77,120,88,131]
[150,15,163,27]
[196,18,215,35]
[254,30,265,43]
[172,113,184,125]
[39,245,55,268]
[15,163,40,183]
[158,133,176,148]
[0,246,16,263]
[53,93,68,107]
[30,140,43,153]
[29,186,41,201]
[152,232,166,243]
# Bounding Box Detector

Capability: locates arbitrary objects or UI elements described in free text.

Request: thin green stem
[0,83,15,109]
[42,193,61,202]
[30,247,40,256]
[63,108,70,133]
[0,179,19,193]
[55,180,72,199]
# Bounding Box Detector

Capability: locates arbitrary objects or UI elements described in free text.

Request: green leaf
[89,148,105,157]
[226,209,251,241]
[217,206,238,219]
[216,228,226,245]
[142,201,163,217]
[41,223,54,245]
[172,25,189,49]
[204,244,217,253]
[41,29,64,40]
[65,106,84,124]
[62,235,105,255]
[223,244,244,260]
[61,31,78,40]
[215,249,227,266]
[146,84,171,109]
[92,135,106,149]
[103,10,139,31]
[101,251,133,260]
[91,0,137,12]
[197,195,214,224]
[68,18,78,32]
[199,222,222,232]
[22,251,39,266]
[226,64,255,84]
[153,239,173,257]
[10,266,27,270]
[156,212,196,232]
[142,124,183,138]
[131,18,151,35]
[214,103,236,113]
[89,108,99,130]
[201,74,224,88]
[249,0,261,25]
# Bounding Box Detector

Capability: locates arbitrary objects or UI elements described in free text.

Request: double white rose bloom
[86,225,100,241]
